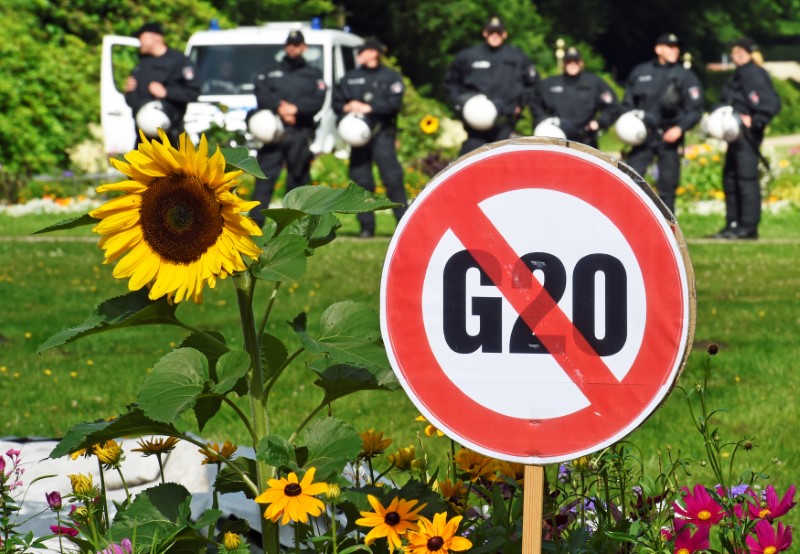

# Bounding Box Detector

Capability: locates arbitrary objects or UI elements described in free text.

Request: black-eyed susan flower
[415,415,444,438]
[254,467,329,525]
[133,436,180,457]
[387,446,416,471]
[355,494,426,552]
[405,512,472,554]
[360,429,393,458]
[454,448,498,482]
[495,461,525,484]
[437,479,469,514]
[199,440,238,465]
[93,439,124,467]
[68,473,95,497]
[223,531,242,550]
[89,130,262,304]
[419,115,440,135]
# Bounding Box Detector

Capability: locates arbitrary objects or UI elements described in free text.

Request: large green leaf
[109,483,192,546]
[292,212,342,249]
[252,234,308,282]
[194,396,222,434]
[32,213,96,234]
[137,348,209,424]
[261,208,307,238]
[283,183,400,214]
[261,333,288,382]
[180,331,229,378]
[256,435,298,472]
[49,409,180,459]
[213,350,251,394]
[293,302,389,371]
[37,289,180,353]
[214,456,258,499]
[220,146,265,178]
[312,363,399,405]
[302,418,362,482]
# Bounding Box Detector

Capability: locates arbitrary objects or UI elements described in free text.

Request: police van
[100,21,363,156]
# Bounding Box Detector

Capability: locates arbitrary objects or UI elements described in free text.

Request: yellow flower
[387,446,416,471]
[438,479,469,513]
[223,532,242,550]
[405,512,473,554]
[419,115,440,135]
[133,436,180,457]
[676,186,686,196]
[360,429,393,458]
[254,467,329,525]
[495,461,525,484]
[699,157,708,165]
[199,440,238,464]
[713,190,725,200]
[68,473,95,496]
[356,494,426,552]
[89,130,262,303]
[93,439,124,466]
[415,415,444,437]
[454,448,498,481]
[778,159,790,169]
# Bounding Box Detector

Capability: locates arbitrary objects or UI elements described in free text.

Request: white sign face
[381,141,694,464]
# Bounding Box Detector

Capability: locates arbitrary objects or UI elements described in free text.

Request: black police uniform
[621,60,703,213]
[532,71,619,148]
[333,63,406,236]
[445,42,538,155]
[125,48,200,146]
[718,61,781,238]
[251,55,326,225]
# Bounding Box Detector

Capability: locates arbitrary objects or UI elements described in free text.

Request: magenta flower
[45,491,63,511]
[672,485,725,526]
[745,485,796,522]
[99,539,133,554]
[671,518,710,554]
[49,524,79,537]
[745,519,792,553]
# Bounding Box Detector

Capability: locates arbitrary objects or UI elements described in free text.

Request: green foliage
[768,77,800,135]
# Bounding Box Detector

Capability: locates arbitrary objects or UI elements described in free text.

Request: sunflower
[404,512,472,554]
[360,429,393,458]
[254,467,329,525]
[419,115,440,135]
[356,494,426,552]
[89,130,262,303]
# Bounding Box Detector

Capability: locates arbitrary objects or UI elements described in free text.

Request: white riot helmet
[614,110,648,146]
[704,106,741,142]
[337,113,372,147]
[247,110,284,143]
[534,117,567,140]
[135,101,171,138]
[462,94,498,131]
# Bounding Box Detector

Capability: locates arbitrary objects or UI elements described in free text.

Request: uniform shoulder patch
[601,91,613,104]
[317,79,327,90]
[688,86,700,100]
[749,91,760,105]
[183,66,195,81]
[390,81,404,94]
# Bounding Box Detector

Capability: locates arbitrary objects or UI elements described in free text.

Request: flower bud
[223,532,242,550]
[707,344,719,355]
[45,491,63,511]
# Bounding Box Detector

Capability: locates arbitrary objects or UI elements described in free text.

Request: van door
[100,35,140,156]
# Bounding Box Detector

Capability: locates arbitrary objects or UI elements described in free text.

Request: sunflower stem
[233,271,279,553]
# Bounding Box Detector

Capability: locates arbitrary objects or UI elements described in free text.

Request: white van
[100,22,363,156]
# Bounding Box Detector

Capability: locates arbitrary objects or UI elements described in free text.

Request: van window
[342,46,357,73]
[191,44,324,96]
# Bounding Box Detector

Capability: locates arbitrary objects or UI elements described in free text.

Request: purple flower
[46,491,63,511]
[99,539,133,554]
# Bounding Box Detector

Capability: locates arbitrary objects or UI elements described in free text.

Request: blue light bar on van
[209,19,220,30]
[311,17,322,30]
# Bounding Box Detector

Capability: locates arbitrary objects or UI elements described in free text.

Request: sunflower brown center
[427,536,444,551]
[139,172,223,264]
[384,511,401,526]
[284,483,302,497]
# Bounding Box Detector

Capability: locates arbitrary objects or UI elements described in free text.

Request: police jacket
[621,60,703,132]
[254,56,327,128]
[333,64,405,127]
[532,72,620,136]
[125,48,200,123]
[445,42,538,118]
[721,61,781,131]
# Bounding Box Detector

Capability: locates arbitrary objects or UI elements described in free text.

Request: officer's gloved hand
[558,118,578,136]
[642,112,659,131]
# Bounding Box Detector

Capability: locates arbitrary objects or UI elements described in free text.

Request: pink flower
[49,525,79,537]
[99,539,133,554]
[671,518,710,554]
[745,519,792,553]
[672,485,725,526]
[745,485,796,522]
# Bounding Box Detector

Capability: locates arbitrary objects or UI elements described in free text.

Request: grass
[2,205,800,530]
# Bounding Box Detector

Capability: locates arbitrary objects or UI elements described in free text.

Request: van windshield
[190,44,324,96]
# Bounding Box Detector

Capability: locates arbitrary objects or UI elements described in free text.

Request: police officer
[444,16,538,155]
[621,33,704,214]
[532,47,619,148]
[333,38,406,238]
[712,38,781,240]
[251,30,327,225]
[125,23,200,146]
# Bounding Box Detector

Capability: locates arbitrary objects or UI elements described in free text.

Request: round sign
[380,139,695,464]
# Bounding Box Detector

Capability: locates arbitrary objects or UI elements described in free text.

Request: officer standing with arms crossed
[444,16,538,156]
[333,38,407,238]
[125,23,200,146]
[251,30,327,226]
[711,38,781,240]
[621,33,704,214]
[532,46,620,148]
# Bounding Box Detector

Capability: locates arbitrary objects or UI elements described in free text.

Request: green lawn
[1,206,799,525]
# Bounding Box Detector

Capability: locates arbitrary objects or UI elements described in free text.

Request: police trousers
[251,126,314,226]
[722,130,763,232]
[349,127,407,233]
[458,121,515,156]
[625,135,681,214]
